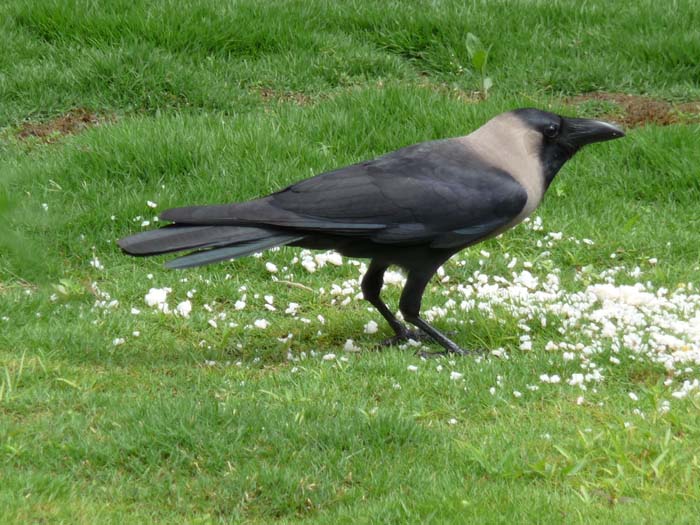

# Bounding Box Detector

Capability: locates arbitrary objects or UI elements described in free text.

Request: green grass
[2,0,700,522]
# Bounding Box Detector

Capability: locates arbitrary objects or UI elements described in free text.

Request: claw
[380,329,431,347]
[416,347,486,359]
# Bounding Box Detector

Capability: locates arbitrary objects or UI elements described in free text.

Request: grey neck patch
[457,113,545,223]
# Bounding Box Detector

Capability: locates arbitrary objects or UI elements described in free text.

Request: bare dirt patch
[259,87,313,106]
[17,109,109,143]
[567,92,700,128]
[416,77,483,103]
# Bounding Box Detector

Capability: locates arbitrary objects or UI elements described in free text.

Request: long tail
[117,224,302,269]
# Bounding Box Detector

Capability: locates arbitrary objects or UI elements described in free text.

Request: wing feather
[160,139,529,246]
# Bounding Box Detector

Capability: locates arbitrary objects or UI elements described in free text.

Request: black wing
[160,139,528,248]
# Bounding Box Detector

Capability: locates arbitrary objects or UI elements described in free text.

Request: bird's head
[512,108,625,186]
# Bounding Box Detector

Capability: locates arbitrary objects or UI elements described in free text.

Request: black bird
[118,108,624,355]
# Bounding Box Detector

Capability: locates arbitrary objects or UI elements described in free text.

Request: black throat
[540,143,576,189]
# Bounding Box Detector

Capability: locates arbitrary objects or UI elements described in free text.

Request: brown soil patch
[259,87,313,106]
[417,78,483,103]
[17,108,109,143]
[567,92,700,128]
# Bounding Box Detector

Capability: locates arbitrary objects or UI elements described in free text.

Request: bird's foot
[416,347,486,359]
[380,329,458,348]
[380,329,431,347]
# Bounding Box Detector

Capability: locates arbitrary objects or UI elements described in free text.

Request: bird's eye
[543,123,560,139]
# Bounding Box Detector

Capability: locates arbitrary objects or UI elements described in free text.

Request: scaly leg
[361,260,428,345]
[399,268,476,356]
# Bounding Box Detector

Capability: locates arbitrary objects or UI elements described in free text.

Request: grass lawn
[2,0,700,522]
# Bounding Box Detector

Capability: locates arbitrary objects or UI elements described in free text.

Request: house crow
[118,108,624,355]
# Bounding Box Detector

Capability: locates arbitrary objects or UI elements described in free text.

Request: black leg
[399,269,474,356]
[361,260,409,338]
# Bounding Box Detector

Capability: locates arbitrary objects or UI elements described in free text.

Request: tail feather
[117,225,274,256]
[118,224,303,269]
[164,234,303,269]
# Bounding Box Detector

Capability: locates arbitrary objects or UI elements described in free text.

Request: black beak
[563,117,625,148]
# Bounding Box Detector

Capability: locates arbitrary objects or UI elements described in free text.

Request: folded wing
[160,139,528,249]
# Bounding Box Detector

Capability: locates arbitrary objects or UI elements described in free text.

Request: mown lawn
[1,1,700,523]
